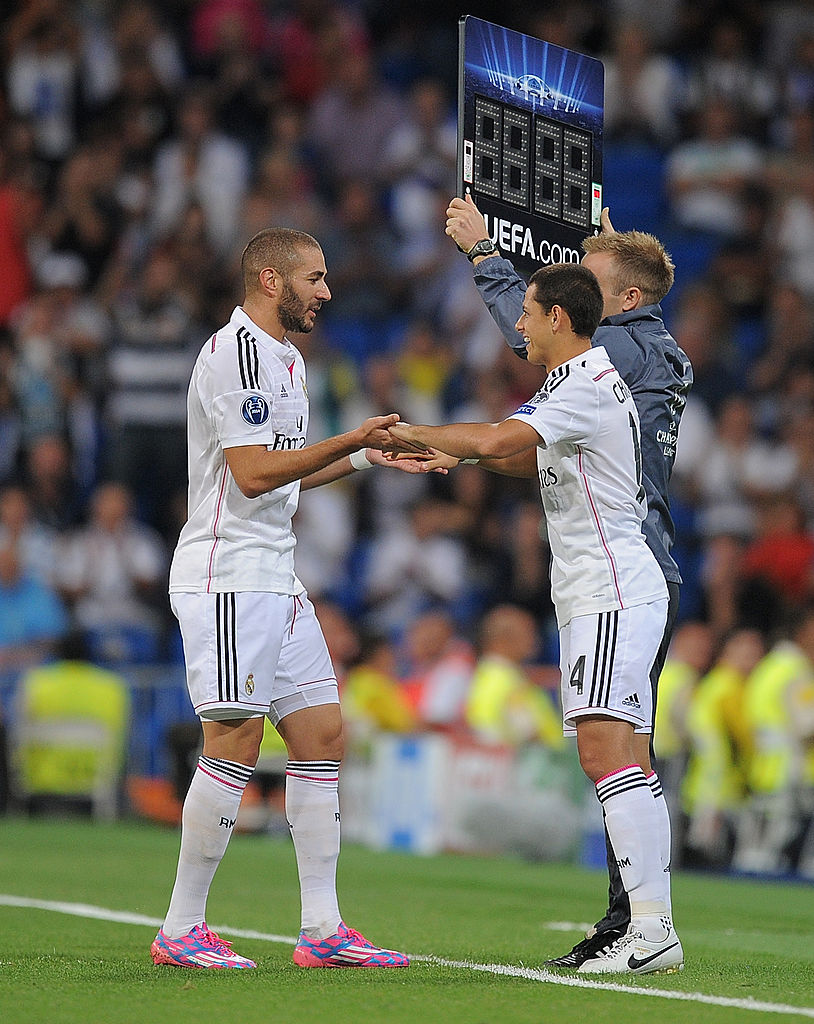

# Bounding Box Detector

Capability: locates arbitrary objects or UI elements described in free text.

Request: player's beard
[279,278,318,333]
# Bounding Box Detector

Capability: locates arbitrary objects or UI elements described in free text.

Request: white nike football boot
[577,917,684,975]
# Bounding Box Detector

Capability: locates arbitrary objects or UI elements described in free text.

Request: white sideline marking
[544,920,593,932]
[1,895,813,1019]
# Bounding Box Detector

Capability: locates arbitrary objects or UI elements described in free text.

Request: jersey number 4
[569,655,586,695]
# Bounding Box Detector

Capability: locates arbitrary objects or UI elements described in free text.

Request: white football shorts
[170,590,339,724]
[559,598,668,734]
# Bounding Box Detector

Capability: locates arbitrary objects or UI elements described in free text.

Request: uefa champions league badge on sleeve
[241,394,270,425]
[458,16,604,278]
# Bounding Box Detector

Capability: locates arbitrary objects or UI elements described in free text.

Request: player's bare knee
[202,717,264,767]
[299,722,343,761]
[276,707,344,761]
[577,748,609,783]
[576,734,623,782]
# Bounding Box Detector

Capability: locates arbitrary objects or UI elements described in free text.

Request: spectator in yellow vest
[465,605,562,749]
[342,634,417,739]
[733,607,814,876]
[682,629,764,868]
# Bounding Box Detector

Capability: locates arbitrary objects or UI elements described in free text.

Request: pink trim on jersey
[206,463,229,592]
[210,332,218,352]
[595,763,639,785]
[287,359,296,386]
[593,367,616,381]
[197,763,245,790]
[577,446,624,607]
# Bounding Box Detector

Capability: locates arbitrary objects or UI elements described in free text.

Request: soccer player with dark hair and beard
[443,196,693,972]
[150,227,428,971]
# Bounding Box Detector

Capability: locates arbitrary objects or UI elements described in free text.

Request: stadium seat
[11,660,130,819]
[601,144,668,234]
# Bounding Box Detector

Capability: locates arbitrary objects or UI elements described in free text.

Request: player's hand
[357,414,428,454]
[600,207,616,234]
[409,448,459,472]
[446,193,491,254]
[368,449,449,474]
[388,420,419,446]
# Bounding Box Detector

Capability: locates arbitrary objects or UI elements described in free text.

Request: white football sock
[162,756,253,939]
[286,760,342,939]
[596,765,669,935]
[646,770,673,914]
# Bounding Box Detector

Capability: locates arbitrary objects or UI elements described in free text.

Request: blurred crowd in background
[1,0,814,875]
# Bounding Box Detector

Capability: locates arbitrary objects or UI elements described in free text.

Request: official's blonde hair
[582,229,675,303]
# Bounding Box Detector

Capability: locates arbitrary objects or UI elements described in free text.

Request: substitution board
[458,16,604,278]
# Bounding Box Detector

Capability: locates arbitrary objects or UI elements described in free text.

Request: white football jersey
[509,346,668,627]
[169,307,308,595]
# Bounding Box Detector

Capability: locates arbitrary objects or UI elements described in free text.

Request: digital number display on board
[458,17,604,277]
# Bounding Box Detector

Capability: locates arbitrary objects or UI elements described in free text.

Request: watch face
[469,240,495,259]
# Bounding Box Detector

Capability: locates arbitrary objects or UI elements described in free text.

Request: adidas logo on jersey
[281,383,288,397]
[621,692,641,709]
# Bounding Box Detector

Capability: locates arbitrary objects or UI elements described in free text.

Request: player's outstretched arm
[300,447,449,490]
[225,414,423,497]
[389,417,539,464]
[387,446,536,477]
[363,448,449,474]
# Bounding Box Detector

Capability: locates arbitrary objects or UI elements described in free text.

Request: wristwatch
[465,239,499,262]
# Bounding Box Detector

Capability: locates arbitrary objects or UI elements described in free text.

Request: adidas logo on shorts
[621,692,641,709]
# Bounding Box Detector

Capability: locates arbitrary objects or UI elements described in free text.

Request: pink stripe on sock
[198,764,245,790]
[595,763,639,785]
[285,771,339,783]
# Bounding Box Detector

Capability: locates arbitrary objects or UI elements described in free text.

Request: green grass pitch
[0,817,812,1024]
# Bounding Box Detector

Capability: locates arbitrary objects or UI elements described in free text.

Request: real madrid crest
[245,673,255,695]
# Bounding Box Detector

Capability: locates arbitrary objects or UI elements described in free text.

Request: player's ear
[550,303,562,330]
[259,267,279,295]
[622,286,642,310]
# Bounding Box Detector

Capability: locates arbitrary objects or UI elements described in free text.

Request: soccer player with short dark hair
[151,227,428,971]
[390,261,684,974]
[444,196,692,970]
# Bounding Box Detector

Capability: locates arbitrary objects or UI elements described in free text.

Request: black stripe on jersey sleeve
[238,327,259,390]
[236,328,249,389]
[250,337,260,389]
